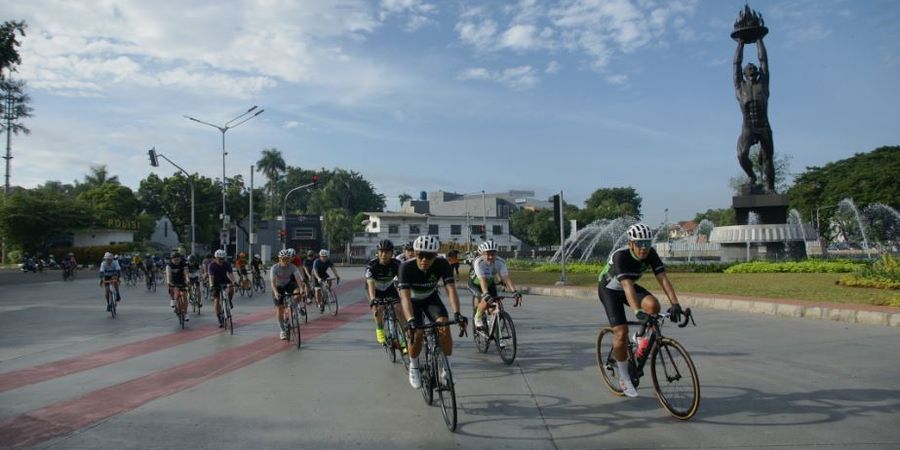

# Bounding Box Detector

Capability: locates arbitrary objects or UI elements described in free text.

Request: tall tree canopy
[0,20,27,78]
[256,148,286,218]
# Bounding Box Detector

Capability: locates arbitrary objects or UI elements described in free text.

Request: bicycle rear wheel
[326,287,339,316]
[496,311,517,365]
[435,351,458,431]
[596,327,624,396]
[651,337,700,420]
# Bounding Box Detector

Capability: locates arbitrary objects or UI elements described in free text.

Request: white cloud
[457,67,492,81]
[457,65,539,90]
[379,0,437,31]
[546,60,561,74]
[283,121,300,129]
[455,15,499,51]
[500,24,539,50]
[606,74,628,85]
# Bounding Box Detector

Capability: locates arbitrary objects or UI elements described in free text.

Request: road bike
[596,308,700,420]
[372,297,408,366]
[320,278,339,316]
[414,319,467,432]
[253,270,266,293]
[471,294,520,365]
[124,266,138,286]
[62,263,76,281]
[237,272,253,298]
[171,284,189,329]
[213,284,235,335]
[145,269,157,292]
[188,279,203,314]
[279,289,305,350]
[102,277,119,319]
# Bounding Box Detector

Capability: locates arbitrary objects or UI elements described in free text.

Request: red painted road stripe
[0,296,372,449]
[0,279,363,393]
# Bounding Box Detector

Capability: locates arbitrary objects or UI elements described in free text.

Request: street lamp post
[148,147,196,255]
[282,181,317,250]
[184,106,264,250]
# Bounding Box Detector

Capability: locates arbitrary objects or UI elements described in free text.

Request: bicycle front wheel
[420,351,434,406]
[595,327,624,396]
[291,305,302,350]
[496,311,517,365]
[224,299,234,335]
[650,337,700,420]
[326,287,339,316]
[435,351,458,431]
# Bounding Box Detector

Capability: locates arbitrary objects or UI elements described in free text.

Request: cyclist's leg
[424,297,452,356]
[272,286,287,337]
[598,285,631,361]
[314,278,323,305]
[407,301,426,359]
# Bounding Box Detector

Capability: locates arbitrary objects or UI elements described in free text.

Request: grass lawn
[505,270,900,308]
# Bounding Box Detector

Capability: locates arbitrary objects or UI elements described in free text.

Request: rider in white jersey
[469,240,521,330]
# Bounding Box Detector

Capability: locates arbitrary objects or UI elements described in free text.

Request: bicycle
[188,280,203,314]
[321,278,339,316]
[472,294,519,365]
[595,308,700,420]
[145,269,157,292]
[102,278,118,319]
[171,284,189,329]
[279,289,305,350]
[253,270,266,293]
[413,319,467,432]
[212,284,235,335]
[372,297,408,366]
[62,263,76,281]
[124,267,137,286]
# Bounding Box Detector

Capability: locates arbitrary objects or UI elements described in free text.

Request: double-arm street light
[147,147,196,255]
[282,176,319,250]
[184,106,264,249]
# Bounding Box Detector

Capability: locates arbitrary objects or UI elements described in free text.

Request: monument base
[733,192,789,225]
[718,241,807,262]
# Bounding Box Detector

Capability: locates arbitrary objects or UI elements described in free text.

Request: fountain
[832,198,874,259]
[550,217,635,263]
[686,219,716,262]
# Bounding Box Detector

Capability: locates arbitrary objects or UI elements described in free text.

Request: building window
[409,224,421,235]
[450,225,461,235]
[492,225,503,235]
[388,224,400,235]
[293,227,315,239]
[471,225,481,236]
[428,224,439,235]
[164,221,168,237]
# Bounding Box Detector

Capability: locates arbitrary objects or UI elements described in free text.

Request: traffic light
[312,174,319,188]
[552,194,561,230]
[279,228,286,241]
[148,148,159,167]
[479,224,486,239]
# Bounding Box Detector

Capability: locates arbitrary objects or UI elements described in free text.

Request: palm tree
[256,148,286,218]
[80,165,119,188]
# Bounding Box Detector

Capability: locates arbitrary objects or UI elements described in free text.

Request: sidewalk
[523,284,900,328]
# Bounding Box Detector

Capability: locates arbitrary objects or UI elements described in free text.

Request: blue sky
[6,0,899,226]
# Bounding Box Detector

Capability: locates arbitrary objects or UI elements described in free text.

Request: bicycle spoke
[651,338,700,420]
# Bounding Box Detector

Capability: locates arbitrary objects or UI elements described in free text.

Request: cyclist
[235,252,250,289]
[312,249,341,312]
[366,239,402,345]
[447,249,461,278]
[165,251,190,321]
[186,254,202,306]
[201,253,213,285]
[597,223,684,398]
[208,249,238,328]
[470,240,522,330]
[270,248,305,340]
[142,254,156,288]
[63,252,77,278]
[395,242,415,263]
[301,250,316,302]
[398,235,467,389]
[250,253,264,286]
[98,252,122,310]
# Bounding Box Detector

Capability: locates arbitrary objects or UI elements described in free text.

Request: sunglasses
[633,240,653,249]
[415,252,437,261]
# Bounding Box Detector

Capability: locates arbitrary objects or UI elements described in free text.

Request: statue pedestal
[709,192,811,262]
[733,192,789,225]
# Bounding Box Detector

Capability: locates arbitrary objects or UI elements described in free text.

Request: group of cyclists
[91,222,685,403]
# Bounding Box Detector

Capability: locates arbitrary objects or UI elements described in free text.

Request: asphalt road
[0,268,898,449]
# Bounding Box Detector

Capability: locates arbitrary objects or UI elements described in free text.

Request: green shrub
[838,254,900,290]
[725,260,863,274]
[50,244,133,267]
[5,249,23,265]
[666,263,734,273]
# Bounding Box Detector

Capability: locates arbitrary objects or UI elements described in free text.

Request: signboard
[219,229,230,246]
[250,232,257,244]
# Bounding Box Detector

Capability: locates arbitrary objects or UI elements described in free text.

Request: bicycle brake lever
[678,308,696,328]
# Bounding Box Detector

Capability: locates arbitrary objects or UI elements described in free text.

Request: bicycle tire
[326,287,339,316]
[420,348,434,406]
[436,351,458,431]
[291,304,302,350]
[474,326,490,353]
[596,327,624,396]
[650,337,700,420]
[151,278,157,293]
[496,311,517,365]
[247,284,254,298]
[224,298,234,335]
[386,318,397,363]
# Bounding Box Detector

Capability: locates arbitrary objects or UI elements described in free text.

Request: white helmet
[478,240,499,253]
[214,249,227,258]
[278,249,293,258]
[413,235,440,253]
[319,249,329,257]
[626,223,653,241]
[103,252,113,260]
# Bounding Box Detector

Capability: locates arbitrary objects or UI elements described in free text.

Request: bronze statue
[732,5,775,193]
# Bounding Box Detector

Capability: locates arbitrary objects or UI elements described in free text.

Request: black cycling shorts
[374,285,399,301]
[598,283,651,327]
[409,293,448,327]
[273,282,299,306]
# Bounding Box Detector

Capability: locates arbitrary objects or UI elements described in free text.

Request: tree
[77,183,140,218]
[0,189,91,253]
[322,208,354,252]
[729,153,793,194]
[307,169,385,216]
[693,208,736,226]
[137,172,222,247]
[256,148,286,218]
[76,165,120,194]
[399,192,413,205]
[788,146,900,240]
[510,209,559,248]
[1,76,32,194]
[582,187,642,222]
[0,21,27,79]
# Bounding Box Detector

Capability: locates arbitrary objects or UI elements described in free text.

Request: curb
[522,286,900,328]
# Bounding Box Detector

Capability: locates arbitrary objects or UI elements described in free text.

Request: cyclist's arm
[399,288,413,323]
[182,266,190,285]
[654,272,680,306]
[445,282,461,316]
[500,273,517,293]
[165,266,172,286]
[366,280,378,303]
[269,266,279,293]
[478,275,491,298]
[619,278,644,313]
[329,265,340,280]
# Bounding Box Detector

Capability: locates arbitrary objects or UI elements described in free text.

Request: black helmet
[171,251,182,259]
[403,242,414,251]
[306,250,315,257]
[376,239,394,251]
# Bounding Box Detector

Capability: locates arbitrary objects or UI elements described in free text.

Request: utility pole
[556,191,567,285]
[249,165,254,257]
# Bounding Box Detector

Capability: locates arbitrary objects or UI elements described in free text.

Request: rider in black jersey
[597,223,683,398]
[366,240,401,345]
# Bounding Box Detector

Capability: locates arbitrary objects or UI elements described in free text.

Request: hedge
[725,260,863,274]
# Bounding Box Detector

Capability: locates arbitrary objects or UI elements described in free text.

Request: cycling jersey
[312,258,334,279]
[167,261,188,285]
[365,257,400,295]
[302,257,315,275]
[269,263,303,288]
[99,261,121,277]
[250,259,263,273]
[598,246,665,291]
[469,255,509,284]
[208,261,234,286]
[187,261,201,279]
[397,258,454,300]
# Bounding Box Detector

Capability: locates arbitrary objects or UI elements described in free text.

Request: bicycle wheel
[326,287,339,316]
[291,305,302,350]
[420,349,434,406]
[651,337,700,420]
[596,327,624,396]
[224,298,234,335]
[107,287,117,319]
[435,351,458,431]
[247,284,254,298]
[385,318,397,363]
[496,311,517,365]
[151,278,157,293]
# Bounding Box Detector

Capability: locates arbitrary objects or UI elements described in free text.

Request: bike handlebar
[627,308,697,328]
